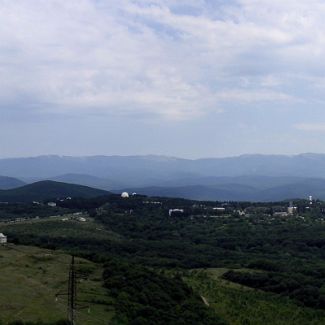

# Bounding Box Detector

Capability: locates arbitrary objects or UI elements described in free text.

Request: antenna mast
[68,256,77,325]
[56,255,90,324]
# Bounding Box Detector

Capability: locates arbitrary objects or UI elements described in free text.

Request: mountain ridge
[0,180,110,203]
[3,153,325,180]
[2,154,325,201]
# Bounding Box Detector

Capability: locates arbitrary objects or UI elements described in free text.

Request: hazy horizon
[1,151,325,160]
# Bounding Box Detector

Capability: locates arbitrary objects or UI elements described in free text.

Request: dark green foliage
[0,203,69,221]
[0,180,109,203]
[103,261,226,325]
[247,259,283,272]
[223,270,325,309]
[7,321,70,325]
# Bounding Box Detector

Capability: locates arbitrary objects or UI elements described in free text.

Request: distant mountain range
[122,177,325,202]
[0,180,109,203]
[2,153,325,179]
[2,154,325,201]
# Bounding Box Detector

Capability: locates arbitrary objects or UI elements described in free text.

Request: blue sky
[1,0,325,158]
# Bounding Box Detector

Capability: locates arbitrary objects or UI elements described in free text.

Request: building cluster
[165,195,320,220]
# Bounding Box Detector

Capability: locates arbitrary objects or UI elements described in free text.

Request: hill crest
[0,180,110,202]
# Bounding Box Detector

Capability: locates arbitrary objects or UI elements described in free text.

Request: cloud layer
[3,0,325,121]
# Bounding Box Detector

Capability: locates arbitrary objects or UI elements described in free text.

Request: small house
[0,233,7,244]
[169,209,184,216]
[274,212,288,217]
[213,207,226,214]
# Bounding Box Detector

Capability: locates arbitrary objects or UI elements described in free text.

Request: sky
[1,0,325,158]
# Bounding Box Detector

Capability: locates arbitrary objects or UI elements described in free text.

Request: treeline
[5,206,325,271]
[0,321,70,325]
[223,270,325,309]
[0,203,69,221]
[3,219,246,268]
[103,260,226,325]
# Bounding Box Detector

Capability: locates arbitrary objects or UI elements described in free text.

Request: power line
[56,255,90,325]
[68,255,77,324]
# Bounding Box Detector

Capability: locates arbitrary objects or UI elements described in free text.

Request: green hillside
[186,269,325,325]
[0,245,114,324]
[0,180,109,202]
[1,196,325,324]
[1,242,324,325]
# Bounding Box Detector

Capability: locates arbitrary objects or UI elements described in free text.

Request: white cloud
[295,123,325,132]
[0,0,325,120]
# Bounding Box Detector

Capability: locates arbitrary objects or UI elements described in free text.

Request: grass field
[186,268,325,325]
[0,244,114,324]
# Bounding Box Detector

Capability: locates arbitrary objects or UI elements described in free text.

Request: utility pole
[68,256,77,325]
[56,255,90,325]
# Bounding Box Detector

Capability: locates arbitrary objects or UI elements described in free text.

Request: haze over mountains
[2,154,325,201]
[0,176,25,190]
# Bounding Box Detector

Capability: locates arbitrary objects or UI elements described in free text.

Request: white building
[48,202,57,207]
[235,210,245,216]
[287,206,297,215]
[169,209,184,216]
[0,233,7,244]
[121,192,129,198]
[213,207,226,213]
[274,212,288,217]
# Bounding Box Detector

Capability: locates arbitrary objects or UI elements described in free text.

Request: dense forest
[1,321,69,325]
[103,260,225,324]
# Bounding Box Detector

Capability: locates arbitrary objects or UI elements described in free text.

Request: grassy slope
[0,245,114,324]
[186,269,325,325]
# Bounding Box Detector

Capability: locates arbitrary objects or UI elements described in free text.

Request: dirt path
[201,295,209,307]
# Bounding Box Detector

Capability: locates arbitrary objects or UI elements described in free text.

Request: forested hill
[0,180,109,202]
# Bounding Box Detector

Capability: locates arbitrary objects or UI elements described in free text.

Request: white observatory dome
[121,192,129,198]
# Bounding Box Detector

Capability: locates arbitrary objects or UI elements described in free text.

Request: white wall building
[0,233,7,244]
[213,207,226,213]
[169,209,184,216]
[287,206,297,215]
